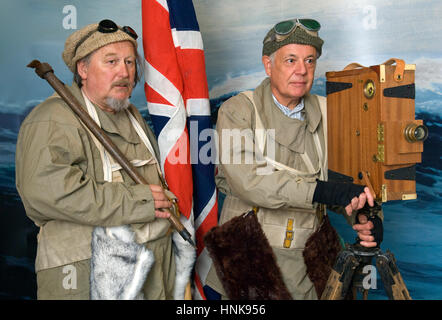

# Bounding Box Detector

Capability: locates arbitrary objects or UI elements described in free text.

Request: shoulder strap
[314,95,327,180]
[125,110,163,176]
[242,91,267,152]
[81,91,115,182]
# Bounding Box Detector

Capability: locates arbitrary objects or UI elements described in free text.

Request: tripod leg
[321,250,359,300]
[362,289,369,300]
[376,250,412,300]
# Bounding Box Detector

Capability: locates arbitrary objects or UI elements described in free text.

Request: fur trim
[302,215,342,298]
[204,212,292,300]
[90,225,154,300]
[172,216,196,299]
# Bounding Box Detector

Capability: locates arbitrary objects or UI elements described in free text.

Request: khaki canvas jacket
[16,83,171,272]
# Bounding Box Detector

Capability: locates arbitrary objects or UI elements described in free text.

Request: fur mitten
[204,211,292,300]
[90,225,154,300]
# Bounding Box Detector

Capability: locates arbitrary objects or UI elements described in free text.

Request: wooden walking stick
[27,59,195,248]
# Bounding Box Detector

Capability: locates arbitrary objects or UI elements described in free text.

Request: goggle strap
[73,30,98,57]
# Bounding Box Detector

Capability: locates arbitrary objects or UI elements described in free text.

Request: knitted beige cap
[62,22,138,73]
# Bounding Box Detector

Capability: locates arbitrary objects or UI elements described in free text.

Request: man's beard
[105,97,131,112]
[105,79,133,112]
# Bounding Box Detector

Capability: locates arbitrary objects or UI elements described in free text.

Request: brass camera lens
[404,123,428,142]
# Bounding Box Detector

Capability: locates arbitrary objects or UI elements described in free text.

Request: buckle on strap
[283,218,295,248]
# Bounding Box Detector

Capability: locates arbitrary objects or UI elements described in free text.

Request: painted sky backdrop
[196,0,442,106]
[1,0,441,115]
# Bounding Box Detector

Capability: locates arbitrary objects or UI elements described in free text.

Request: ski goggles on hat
[97,19,138,40]
[74,19,138,55]
[265,18,321,43]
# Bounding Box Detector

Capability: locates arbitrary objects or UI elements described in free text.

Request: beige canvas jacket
[206,78,352,299]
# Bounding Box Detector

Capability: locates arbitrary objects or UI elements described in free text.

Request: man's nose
[117,61,130,78]
[295,61,307,75]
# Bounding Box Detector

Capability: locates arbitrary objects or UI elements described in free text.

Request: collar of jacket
[68,83,141,145]
[253,78,322,153]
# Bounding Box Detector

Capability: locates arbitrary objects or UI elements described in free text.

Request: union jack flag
[141,0,219,299]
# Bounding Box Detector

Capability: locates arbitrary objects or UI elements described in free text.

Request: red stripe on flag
[142,0,183,98]
[176,49,210,100]
[163,131,193,218]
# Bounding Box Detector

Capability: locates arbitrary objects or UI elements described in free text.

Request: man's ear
[262,55,272,77]
[77,60,88,80]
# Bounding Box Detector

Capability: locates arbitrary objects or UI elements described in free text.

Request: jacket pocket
[259,207,318,250]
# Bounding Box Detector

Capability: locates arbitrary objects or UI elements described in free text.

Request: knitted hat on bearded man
[62,19,138,73]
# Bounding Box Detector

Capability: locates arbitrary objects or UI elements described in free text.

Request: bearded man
[16,19,179,299]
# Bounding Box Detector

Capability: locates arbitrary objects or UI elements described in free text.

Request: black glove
[312,180,366,207]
